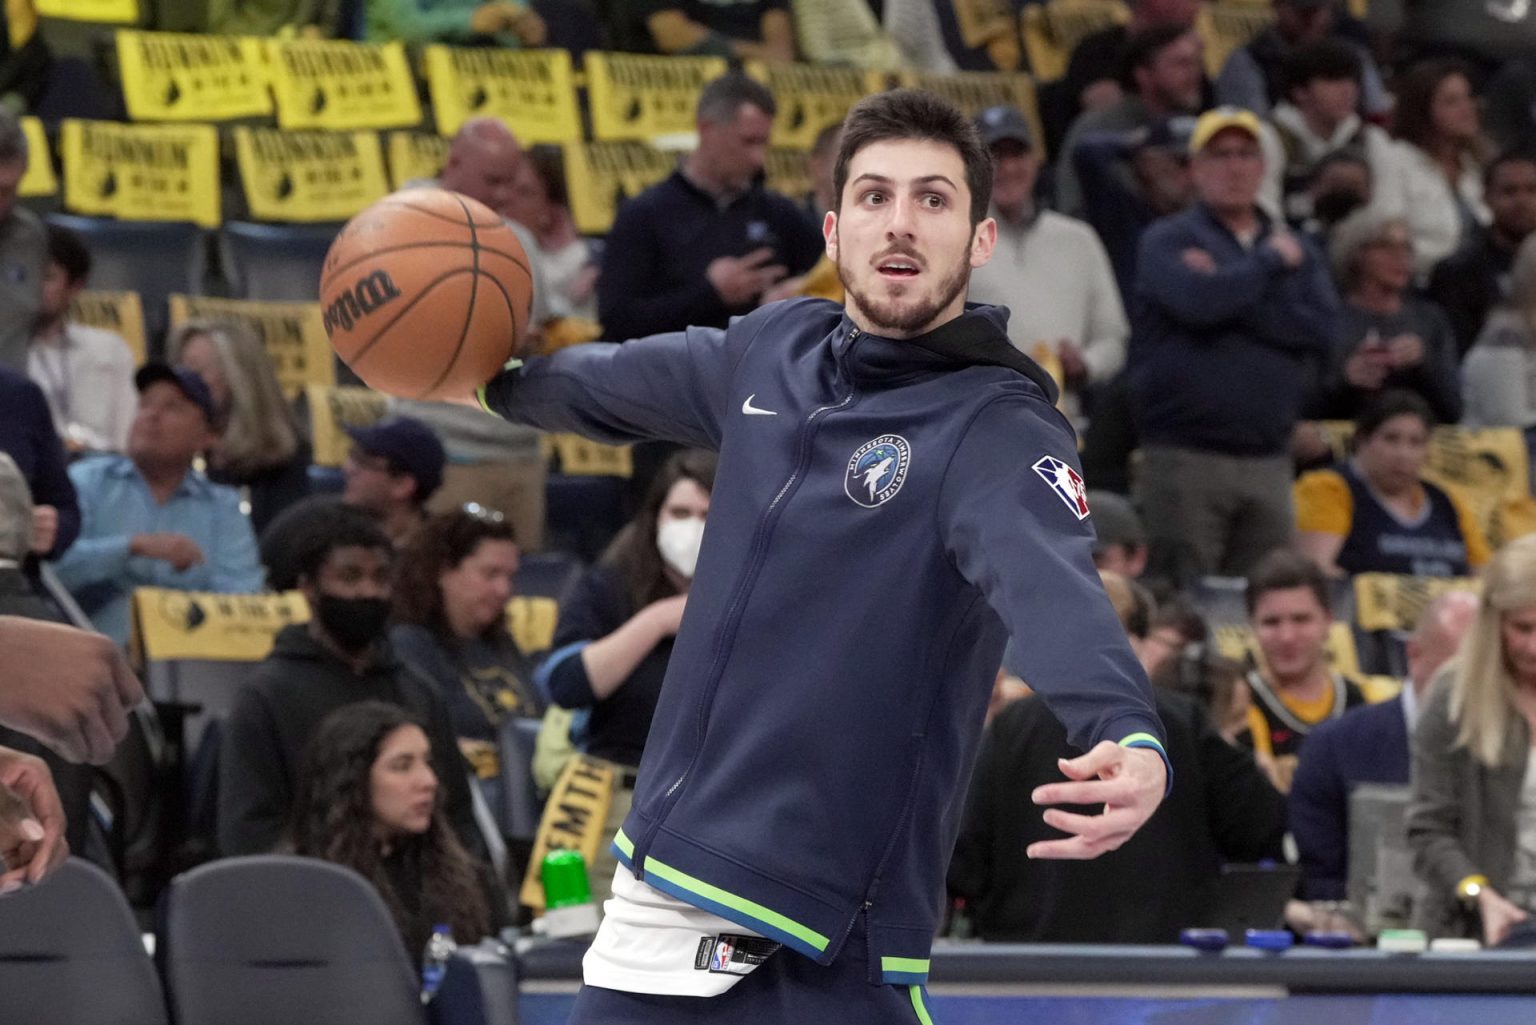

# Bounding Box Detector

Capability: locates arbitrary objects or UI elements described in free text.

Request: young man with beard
[217,509,480,858]
[462,89,1169,1022]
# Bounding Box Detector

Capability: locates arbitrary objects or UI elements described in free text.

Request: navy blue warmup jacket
[479,298,1169,985]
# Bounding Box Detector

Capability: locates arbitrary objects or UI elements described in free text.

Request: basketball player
[467,90,1170,1022]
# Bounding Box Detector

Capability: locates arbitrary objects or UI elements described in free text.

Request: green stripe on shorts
[909,985,935,1025]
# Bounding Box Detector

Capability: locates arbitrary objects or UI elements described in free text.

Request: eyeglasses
[461,502,505,523]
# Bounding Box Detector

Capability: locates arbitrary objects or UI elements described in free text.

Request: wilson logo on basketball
[323,271,402,333]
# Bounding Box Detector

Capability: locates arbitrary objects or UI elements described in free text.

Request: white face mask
[657,515,706,579]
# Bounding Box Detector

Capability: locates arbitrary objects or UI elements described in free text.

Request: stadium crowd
[8,0,1536,981]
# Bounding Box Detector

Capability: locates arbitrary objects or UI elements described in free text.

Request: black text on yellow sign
[561,140,675,235]
[385,131,449,190]
[19,117,56,198]
[904,71,1048,160]
[133,587,310,664]
[170,295,334,396]
[744,62,887,152]
[116,31,272,122]
[584,51,729,143]
[268,39,422,131]
[61,120,221,228]
[424,46,580,143]
[70,291,148,365]
[305,383,388,467]
[234,128,389,223]
[520,755,616,910]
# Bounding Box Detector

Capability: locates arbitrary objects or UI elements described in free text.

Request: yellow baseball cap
[1189,107,1263,155]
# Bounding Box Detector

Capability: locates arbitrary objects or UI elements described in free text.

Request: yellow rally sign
[268,39,421,131]
[507,595,559,655]
[170,295,334,396]
[133,587,310,664]
[540,432,633,477]
[1352,573,1480,634]
[424,45,580,143]
[61,119,220,227]
[585,51,728,143]
[116,31,271,122]
[235,127,389,222]
[36,0,138,22]
[906,70,1047,159]
[305,383,388,467]
[744,61,886,151]
[19,117,56,198]
[562,139,674,235]
[386,131,449,189]
[520,754,616,910]
[70,290,148,365]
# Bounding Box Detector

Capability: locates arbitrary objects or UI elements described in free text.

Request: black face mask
[315,594,391,652]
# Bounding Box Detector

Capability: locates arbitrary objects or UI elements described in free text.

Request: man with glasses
[1128,107,1341,584]
[259,416,446,592]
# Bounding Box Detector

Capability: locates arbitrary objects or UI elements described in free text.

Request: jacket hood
[269,621,398,672]
[837,303,1060,404]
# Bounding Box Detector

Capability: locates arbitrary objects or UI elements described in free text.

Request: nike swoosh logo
[742,394,778,416]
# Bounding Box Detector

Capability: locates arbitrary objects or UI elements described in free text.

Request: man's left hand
[1027,742,1166,859]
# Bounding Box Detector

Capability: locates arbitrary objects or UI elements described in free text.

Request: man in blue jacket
[1129,106,1341,585]
[468,90,1170,1022]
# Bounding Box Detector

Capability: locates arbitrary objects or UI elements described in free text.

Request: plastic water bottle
[420,923,457,1004]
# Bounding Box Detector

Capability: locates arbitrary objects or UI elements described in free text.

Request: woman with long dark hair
[535,448,716,900]
[1379,59,1490,276]
[391,508,543,775]
[286,701,506,963]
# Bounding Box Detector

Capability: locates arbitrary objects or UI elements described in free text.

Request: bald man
[1289,590,1480,901]
[396,117,552,550]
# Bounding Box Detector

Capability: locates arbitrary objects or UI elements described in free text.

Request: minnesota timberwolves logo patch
[845,435,911,508]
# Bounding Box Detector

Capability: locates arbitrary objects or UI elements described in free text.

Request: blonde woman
[169,319,309,533]
[1408,535,1536,944]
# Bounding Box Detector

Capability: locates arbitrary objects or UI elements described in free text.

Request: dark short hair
[1353,388,1434,445]
[290,504,391,589]
[0,109,26,164]
[1245,548,1332,617]
[1283,39,1362,98]
[811,121,842,159]
[834,89,993,225]
[1485,146,1536,191]
[697,72,776,124]
[46,224,91,284]
[1122,24,1193,81]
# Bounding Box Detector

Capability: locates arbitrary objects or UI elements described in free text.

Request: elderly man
[54,365,263,647]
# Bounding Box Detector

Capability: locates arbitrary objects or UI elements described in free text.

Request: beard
[836,255,972,337]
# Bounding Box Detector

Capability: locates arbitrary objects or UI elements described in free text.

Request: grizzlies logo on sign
[845,434,911,508]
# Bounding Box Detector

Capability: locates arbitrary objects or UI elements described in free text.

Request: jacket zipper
[657,329,862,813]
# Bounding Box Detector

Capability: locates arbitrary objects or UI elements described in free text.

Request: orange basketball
[319,188,532,400]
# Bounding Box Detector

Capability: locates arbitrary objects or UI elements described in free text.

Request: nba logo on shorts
[710,936,734,972]
[1032,455,1090,520]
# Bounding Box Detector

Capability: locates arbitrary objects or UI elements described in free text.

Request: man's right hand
[0,618,143,764]
[0,751,67,890]
[707,248,787,307]
[130,532,205,572]
[1479,886,1530,947]
[1266,231,1305,269]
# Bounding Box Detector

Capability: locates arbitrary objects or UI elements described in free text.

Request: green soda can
[541,849,592,909]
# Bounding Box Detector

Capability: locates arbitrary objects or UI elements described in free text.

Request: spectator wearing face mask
[533,449,715,902]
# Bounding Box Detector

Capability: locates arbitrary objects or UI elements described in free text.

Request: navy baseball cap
[975,105,1034,150]
[345,416,446,500]
[135,363,216,423]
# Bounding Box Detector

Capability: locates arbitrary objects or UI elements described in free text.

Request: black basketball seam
[420,196,485,397]
[321,239,532,292]
[473,258,528,365]
[343,265,480,368]
[383,195,505,228]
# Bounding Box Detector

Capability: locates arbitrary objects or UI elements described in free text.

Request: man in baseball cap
[341,416,446,546]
